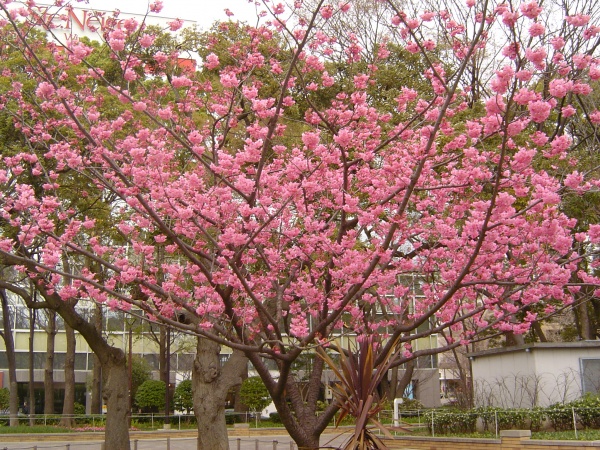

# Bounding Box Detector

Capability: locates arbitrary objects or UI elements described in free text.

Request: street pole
[165,326,171,429]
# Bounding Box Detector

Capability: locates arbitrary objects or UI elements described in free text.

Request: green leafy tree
[135,380,166,413]
[0,387,9,411]
[173,379,193,414]
[239,377,271,414]
[130,355,152,402]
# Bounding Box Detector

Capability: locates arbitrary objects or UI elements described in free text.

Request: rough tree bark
[192,338,248,450]
[102,349,130,450]
[0,288,19,426]
[264,355,332,450]
[60,323,76,427]
[44,309,56,414]
[576,298,593,340]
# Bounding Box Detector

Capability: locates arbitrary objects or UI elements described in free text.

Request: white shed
[469,341,600,408]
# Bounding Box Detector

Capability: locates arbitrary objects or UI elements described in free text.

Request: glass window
[54,353,66,370]
[581,358,600,394]
[15,352,28,370]
[75,353,87,371]
[56,314,65,330]
[416,354,438,369]
[34,352,45,370]
[14,307,30,330]
[106,310,125,332]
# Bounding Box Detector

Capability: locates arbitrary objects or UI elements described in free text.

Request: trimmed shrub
[546,404,573,431]
[225,411,241,424]
[425,409,477,434]
[572,394,600,429]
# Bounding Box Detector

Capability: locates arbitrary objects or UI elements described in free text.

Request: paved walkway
[0,432,349,450]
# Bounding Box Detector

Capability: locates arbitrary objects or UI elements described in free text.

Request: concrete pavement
[0,431,350,450]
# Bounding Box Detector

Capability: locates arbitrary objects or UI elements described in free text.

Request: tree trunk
[159,325,168,385]
[0,288,19,426]
[450,345,473,409]
[577,298,593,340]
[91,304,103,414]
[505,331,525,346]
[592,298,600,340]
[270,392,322,450]
[388,366,398,400]
[531,320,548,342]
[396,359,415,401]
[192,338,247,450]
[60,323,76,427]
[44,310,56,414]
[103,349,131,450]
[28,307,35,425]
[265,359,327,450]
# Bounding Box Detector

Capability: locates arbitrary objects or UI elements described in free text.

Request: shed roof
[468,341,600,359]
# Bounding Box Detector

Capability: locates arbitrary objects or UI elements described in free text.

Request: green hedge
[422,395,600,435]
[424,409,477,434]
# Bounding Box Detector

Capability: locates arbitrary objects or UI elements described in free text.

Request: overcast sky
[82,0,261,30]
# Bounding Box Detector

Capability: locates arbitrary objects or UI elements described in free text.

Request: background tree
[239,376,271,415]
[135,379,166,413]
[130,354,152,403]
[173,379,193,414]
[0,387,9,411]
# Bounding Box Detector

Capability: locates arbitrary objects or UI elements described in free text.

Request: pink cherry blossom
[520,2,542,19]
[528,100,552,123]
[168,19,183,31]
[139,34,155,48]
[549,79,572,98]
[550,36,565,50]
[525,47,547,69]
[149,1,163,13]
[528,23,545,37]
[320,5,333,19]
[565,14,590,27]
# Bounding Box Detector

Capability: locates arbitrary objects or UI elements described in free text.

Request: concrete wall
[472,349,537,408]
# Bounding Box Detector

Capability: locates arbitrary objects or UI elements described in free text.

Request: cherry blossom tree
[2,0,600,448]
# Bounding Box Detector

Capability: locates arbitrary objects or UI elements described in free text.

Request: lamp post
[128,325,133,426]
[164,325,171,429]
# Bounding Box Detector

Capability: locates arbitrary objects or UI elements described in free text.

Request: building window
[580,358,600,395]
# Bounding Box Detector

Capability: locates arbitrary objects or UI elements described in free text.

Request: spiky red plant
[318,335,399,450]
